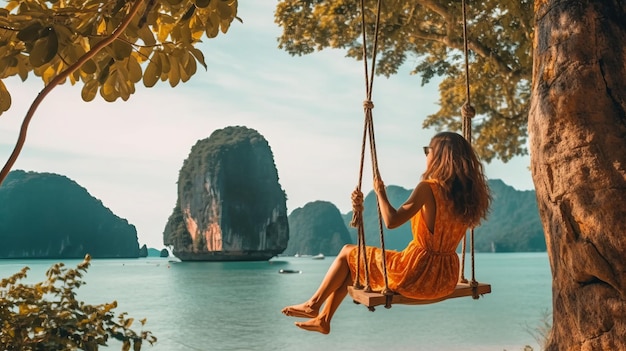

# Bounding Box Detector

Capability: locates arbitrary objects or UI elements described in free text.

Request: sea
[0,253,551,351]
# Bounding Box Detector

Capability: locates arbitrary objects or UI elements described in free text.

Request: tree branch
[0,0,146,186]
[415,0,519,78]
[418,0,453,22]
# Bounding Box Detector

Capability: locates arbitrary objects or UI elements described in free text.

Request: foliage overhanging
[275,0,534,162]
[0,0,240,110]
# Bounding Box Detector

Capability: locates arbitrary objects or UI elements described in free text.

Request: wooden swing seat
[348,281,491,307]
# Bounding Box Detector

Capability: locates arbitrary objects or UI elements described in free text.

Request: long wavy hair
[422,132,491,227]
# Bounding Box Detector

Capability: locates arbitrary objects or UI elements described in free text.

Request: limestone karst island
[0,125,544,261]
[163,126,290,261]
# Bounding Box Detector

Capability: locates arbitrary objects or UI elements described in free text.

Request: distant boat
[293,253,325,259]
[279,269,302,274]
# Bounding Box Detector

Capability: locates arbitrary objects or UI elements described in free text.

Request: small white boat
[279,269,302,274]
[312,253,325,260]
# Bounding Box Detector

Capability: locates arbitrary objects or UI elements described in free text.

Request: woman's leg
[293,273,352,334]
[281,244,355,318]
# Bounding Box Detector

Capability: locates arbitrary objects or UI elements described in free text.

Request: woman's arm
[374,179,435,230]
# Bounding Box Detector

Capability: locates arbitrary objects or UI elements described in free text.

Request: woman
[281,132,491,334]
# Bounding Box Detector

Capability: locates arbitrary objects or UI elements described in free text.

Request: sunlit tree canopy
[275,0,533,162]
[0,0,239,113]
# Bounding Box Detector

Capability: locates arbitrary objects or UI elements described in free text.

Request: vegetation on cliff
[476,179,544,252]
[286,180,543,254]
[164,126,289,258]
[285,201,352,256]
[339,179,545,253]
[0,170,140,258]
[341,185,415,251]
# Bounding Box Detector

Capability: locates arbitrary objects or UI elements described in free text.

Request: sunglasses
[423,146,431,156]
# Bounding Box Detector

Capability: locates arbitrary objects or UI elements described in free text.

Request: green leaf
[52,24,74,46]
[220,18,232,33]
[0,80,11,114]
[194,0,211,8]
[127,56,142,83]
[97,62,110,85]
[112,39,133,61]
[133,339,142,351]
[168,55,180,87]
[143,54,160,87]
[81,59,97,75]
[29,27,58,67]
[116,71,132,101]
[16,21,43,42]
[159,52,170,74]
[71,68,80,83]
[179,22,192,45]
[189,47,207,69]
[1,56,18,69]
[81,79,98,102]
[138,25,156,47]
[181,52,196,82]
[205,11,220,38]
[100,77,119,102]
[217,0,234,19]
[17,58,29,81]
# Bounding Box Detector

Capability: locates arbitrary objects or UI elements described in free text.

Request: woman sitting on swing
[281,131,491,334]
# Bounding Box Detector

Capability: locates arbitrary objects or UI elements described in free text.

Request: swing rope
[350,0,484,306]
[350,0,394,307]
[457,0,480,299]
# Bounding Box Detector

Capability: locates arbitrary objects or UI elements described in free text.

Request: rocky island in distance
[162,126,289,261]
[0,125,544,261]
[0,170,146,259]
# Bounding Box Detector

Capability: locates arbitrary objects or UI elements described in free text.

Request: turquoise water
[0,253,551,351]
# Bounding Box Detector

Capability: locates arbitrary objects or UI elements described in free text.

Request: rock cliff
[342,179,545,252]
[163,126,289,261]
[285,201,352,256]
[0,170,140,258]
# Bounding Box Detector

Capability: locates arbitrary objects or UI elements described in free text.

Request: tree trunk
[529,1,626,350]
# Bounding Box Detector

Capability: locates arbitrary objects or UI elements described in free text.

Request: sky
[0,1,533,249]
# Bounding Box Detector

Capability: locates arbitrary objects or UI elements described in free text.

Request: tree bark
[529,1,626,350]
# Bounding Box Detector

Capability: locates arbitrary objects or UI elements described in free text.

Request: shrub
[0,254,156,350]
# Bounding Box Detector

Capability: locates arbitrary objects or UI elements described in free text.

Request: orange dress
[347,179,468,300]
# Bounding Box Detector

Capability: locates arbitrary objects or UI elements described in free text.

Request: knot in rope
[363,100,374,110]
[350,189,364,228]
[470,280,480,300]
[461,102,475,119]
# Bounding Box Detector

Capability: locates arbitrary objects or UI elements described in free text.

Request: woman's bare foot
[281,302,319,318]
[295,318,330,334]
